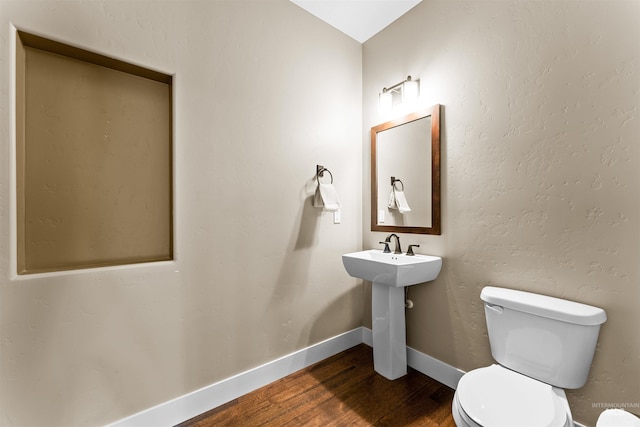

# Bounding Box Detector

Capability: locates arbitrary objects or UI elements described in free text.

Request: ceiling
[290,0,423,43]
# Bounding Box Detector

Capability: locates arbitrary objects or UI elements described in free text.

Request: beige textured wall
[363,1,639,426]
[0,1,363,425]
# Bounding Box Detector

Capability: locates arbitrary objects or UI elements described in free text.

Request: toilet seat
[456,364,569,427]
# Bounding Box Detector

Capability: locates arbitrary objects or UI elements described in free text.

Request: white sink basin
[342,249,442,287]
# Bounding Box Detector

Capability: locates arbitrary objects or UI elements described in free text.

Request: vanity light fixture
[379,75,420,115]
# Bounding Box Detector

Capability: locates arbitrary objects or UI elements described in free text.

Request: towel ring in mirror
[391,177,404,191]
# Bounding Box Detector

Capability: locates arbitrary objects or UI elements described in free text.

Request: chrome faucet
[385,233,402,254]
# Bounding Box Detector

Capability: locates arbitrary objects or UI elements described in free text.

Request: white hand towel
[387,190,397,209]
[394,190,411,213]
[315,183,341,211]
[388,189,411,213]
[313,186,324,208]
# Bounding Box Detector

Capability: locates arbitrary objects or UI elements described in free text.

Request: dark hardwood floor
[177,344,456,427]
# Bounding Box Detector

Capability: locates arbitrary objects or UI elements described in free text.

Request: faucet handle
[406,244,420,256]
[379,241,391,253]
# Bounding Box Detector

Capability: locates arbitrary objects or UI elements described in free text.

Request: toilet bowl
[452,286,606,427]
[452,365,572,427]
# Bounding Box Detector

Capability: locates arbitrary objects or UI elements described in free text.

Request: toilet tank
[481,286,607,389]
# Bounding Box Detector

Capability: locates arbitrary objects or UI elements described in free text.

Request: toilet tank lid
[481,286,607,326]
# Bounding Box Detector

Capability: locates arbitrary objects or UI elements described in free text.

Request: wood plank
[177,345,455,427]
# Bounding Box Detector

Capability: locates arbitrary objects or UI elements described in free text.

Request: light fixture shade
[402,79,419,104]
[379,92,393,115]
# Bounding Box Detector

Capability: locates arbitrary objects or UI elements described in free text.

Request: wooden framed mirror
[371,104,441,234]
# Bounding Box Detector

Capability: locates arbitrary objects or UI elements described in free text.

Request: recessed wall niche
[15,31,173,274]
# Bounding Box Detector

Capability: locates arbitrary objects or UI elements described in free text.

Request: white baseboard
[107,328,363,427]
[362,325,373,346]
[108,327,465,427]
[407,346,465,390]
[361,327,465,390]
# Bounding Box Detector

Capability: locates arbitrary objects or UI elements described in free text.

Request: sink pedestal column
[372,282,407,380]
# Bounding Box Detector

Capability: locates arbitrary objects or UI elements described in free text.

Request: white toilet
[597,409,640,427]
[452,286,607,427]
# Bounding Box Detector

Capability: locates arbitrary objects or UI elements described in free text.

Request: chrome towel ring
[317,165,334,184]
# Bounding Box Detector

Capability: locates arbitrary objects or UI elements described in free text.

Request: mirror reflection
[371,105,441,235]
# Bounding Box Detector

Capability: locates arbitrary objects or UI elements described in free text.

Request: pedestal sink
[342,249,442,380]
